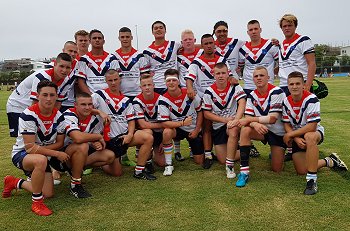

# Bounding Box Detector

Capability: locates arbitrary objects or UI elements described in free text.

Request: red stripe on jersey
[149,40,169,54]
[163,88,187,108]
[287,90,311,115]
[246,108,254,113]
[126,114,134,119]
[78,71,87,77]
[283,34,301,51]
[161,115,170,119]
[215,38,233,50]
[115,48,137,63]
[244,38,268,55]
[28,103,59,131]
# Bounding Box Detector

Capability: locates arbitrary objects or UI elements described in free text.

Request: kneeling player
[236,67,286,187]
[2,80,69,216]
[158,69,204,176]
[92,69,156,180]
[282,71,348,195]
[202,63,246,179]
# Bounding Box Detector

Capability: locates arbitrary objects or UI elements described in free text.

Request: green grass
[1,78,350,231]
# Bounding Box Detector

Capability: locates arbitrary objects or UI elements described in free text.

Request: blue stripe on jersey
[177,56,190,69]
[143,41,176,63]
[248,88,283,115]
[204,86,236,110]
[220,39,239,60]
[95,90,130,115]
[35,73,48,82]
[118,53,144,72]
[240,42,274,64]
[20,114,39,126]
[79,55,119,77]
[57,75,76,96]
[158,98,193,117]
[132,100,158,120]
[280,36,312,61]
[87,118,100,133]
[191,60,215,80]
[282,96,319,125]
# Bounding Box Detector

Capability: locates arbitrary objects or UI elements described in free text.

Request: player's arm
[304,53,316,91]
[161,117,192,129]
[54,101,62,110]
[44,134,65,151]
[242,112,280,125]
[121,119,136,145]
[69,130,104,144]
[286,122,317,139]
[77,78,92,95]
[203,110,231,124]
[91,109,111,124]
[137,118,163,130]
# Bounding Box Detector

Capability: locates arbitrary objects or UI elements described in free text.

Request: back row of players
[4,14,348,216]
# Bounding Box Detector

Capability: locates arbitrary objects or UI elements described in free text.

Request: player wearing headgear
[2,80,69,216]
[202,63,246,178]
[92,69,156,180]
[76,29,121,94]
[6,53,72,137]
[158,69,204,176]
[143,21,182,94]
[282,71,348,195]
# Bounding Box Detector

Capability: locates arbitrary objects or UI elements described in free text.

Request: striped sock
[163,143,174,166]
[135,165,145,174]
[32,192,43,202]
[174,140,180,153]
[226,158,234,168]
[17,178,25,189]
[324,157,333,168]
[70,177,81,188]
[205,150,212,159]
[306,171,317,182]
[240,166,250,175]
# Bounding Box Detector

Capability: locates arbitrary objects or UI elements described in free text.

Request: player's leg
[161,128,177,176]
[187,135,204,165]
[226,126,240,179]
[203,118,213,164]
[270,146,285,173]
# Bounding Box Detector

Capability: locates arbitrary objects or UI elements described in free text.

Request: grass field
[0,78,349,231]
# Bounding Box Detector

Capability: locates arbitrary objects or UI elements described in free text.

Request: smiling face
[253,68,269,88]
[165,76,180,92]
[152,23,166,40]
[119,31,133,48]
[214,25,228,44]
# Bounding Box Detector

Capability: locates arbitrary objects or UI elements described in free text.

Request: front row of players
[3,65,348,216]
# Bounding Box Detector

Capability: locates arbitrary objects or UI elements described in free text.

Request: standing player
[75,30,90,59]
[76,29,121,94]
[282,71,347,195]
[202,63,246,178]
[143,21,182,94]
[2,80,69,216]
[7,53,72,137]
[158,69,204,176]
[278,14,316,95]
[92,70,156,180]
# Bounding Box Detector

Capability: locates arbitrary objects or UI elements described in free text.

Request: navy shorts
[153,131,163,147]
[106,136,129,158]
[212,125,228,145]
[49,156,71,173]
[174,128,204,155]
[291,130,324,154]
[12,150,51,176]
[7,112,21,137]
[262,131,287,148]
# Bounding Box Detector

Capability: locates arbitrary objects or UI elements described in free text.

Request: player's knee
[304,132,318,146]
[228,127,239,138]
[77,143,89,154]
[34,155,48,171]
[162,128,174,141]
[241,126,252,138]
[106,150,115,164]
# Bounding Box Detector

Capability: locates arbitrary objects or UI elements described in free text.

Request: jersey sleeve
[63,112,80,135]
[18,113,37,135]
[306,98,321,123]
[269,90,285,113]
[91,116,104,134]
[132,100,145,120]
[193,95,202,112]
[91,93,101,109]
[202,91,213,111]
[281,99,290,123]
[75,59,87,80]
[238,48,246,67]
[157,97,171,122]
[233,85,246,101]
[125,101,135,122]
[244,97,255,116]
[29,76,42,101]
[184,61,198,82]
[56,114,66,135]
[300,36,315,55]
[138,54,150,74]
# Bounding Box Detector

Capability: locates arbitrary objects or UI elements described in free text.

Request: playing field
[0,78,349,231]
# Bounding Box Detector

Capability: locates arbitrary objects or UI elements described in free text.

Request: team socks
[226,158,234,168]
[174,140,180,154]
[324,157,334,168]
[135,165,145,174]
[32,192,43,202]
[163,143,174,165]
[204,150,212,159]
[70,177,82,188]
[306,171,317,182]
[240,145,251,174]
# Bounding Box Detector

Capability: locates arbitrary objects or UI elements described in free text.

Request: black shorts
[153,131,163,147]
[212,125,228,145]
[106,136,129,158]
[261,131,287,148]
[12,150,51,177]
[7,112,21,137]
[49,156,71,173]
[174,128,204,155]
[291,130,324,154]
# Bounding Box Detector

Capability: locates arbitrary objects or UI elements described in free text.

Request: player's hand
[98,137,106,149]
[56,151,70,162]
[271,38,280,46]
[122,133,133,145]
[283,133,293,147]
[294,137,306,149]
[92,141,103,151]
[227,119,239,129]
[304,83,312,93]
[188,129,200,139]
[187,87,196,99]
[238,118,250,127]
[183,116,192,126]
[99,111,111,125]
[228,76,239,85]
[254,123,269,135]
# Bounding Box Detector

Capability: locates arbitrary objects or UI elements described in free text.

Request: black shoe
[211,152,218,161]
[249,145,260,158]
[145,162,155,174]
[304,179,318,195]
[284,153,293,162]
[175,152,185,161]
[70,184,92,198]
[133,170,157,180]
[203,158,213,169]
[329,153,348,171]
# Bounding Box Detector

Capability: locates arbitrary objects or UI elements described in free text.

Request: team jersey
[61,59,79,107]
[75,51,121,93]
[215,38,244,78]
[278,33,315,87]
[282,90,324,135]
[158,88,202,133]
[245,84,286,136]
[62,108,103,146]
[185,54,232,98]
[143,40,181,89]
[238,39,279,90]
[202,82,246,130]
[11,103,65,158]
[177,48,203,87]
[7,69,69,113]
[92,89,134,138]
[114,48,149,96]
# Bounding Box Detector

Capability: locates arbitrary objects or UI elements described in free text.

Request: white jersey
[177,48,203,87]
[61,59,79,107]
[62,108,103,146]
[215,38,244,78]
[92,89,134,138]
[12,104,65,158]
[245,84,286,136]
[185,54,232,98]
[114,48,149,97]
[278,34,315,87]
[239,39,279,90]
[75,51,121,93]
[202,82,246,130]
[143,40,181,89]
[282,90,324,135]
[157,89,202,133]
[7,69,69,113]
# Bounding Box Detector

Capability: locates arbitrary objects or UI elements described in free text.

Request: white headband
[165,75,179,81]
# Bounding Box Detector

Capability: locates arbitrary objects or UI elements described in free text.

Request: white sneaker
[163,165,174,176]
[226,166,236,179]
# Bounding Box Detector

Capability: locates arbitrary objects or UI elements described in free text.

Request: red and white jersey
[202,82,246,130]
[177,48,203,87]
[75,51,121,93]
[282,90,324,135]
[12,103,65,158]
[7,69,69,113]
[245,84,286,136]
[143,40,181,89]
[278,34,315,87]
[238,39,279,90]
[61,59,79,107]
[62,108,103,146]
[114,48,149,97]
[92,89,134,138]
[185,54,232,98]
[158,89,202,133]
[215,38,244,77]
